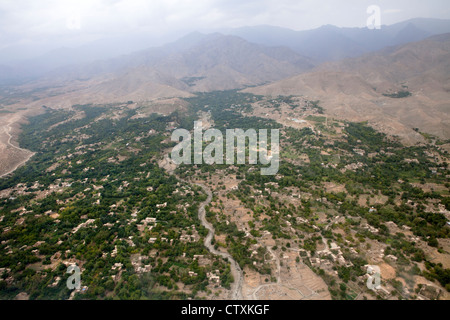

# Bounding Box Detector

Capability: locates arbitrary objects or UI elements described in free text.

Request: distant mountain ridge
[225,18,450,62]
[1,18,449,84]
[2,19,450,143]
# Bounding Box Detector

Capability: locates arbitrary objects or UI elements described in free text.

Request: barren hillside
[245,34,450,142]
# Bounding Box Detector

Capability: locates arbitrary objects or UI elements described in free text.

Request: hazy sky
[0,0,449,58]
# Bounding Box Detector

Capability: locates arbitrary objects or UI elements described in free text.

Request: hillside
[7,34,313,109]
[245,34,450,142]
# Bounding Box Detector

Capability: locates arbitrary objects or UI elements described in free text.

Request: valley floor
[0,91,449,300]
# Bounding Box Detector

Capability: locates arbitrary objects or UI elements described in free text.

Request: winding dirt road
[162,150,245,300]
[0,119,35,178]
[193,182,244,300]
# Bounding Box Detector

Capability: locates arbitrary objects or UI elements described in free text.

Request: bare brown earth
[0,111,37,178]
[244,72,438,145]
[379,263,396,280]
[418,238,450,269]
[242,244,331,300]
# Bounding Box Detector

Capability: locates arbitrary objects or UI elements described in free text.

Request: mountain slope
[151,34,314,91]
[245,34,450,142]
[9,33,314,108]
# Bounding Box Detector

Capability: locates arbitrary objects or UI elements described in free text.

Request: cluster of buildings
[312,242,353,270]
[207,270,221,284]
[137,217,157,233]
[131,256,151,274]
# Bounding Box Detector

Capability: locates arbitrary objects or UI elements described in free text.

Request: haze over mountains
[2,18,450,84]
[226,18,450,62]
[1,18,450,142]
[11,33,314,108]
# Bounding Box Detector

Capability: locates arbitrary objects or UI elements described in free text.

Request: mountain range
[11,33,314,108]
[1,18,450,84]
[1,18,450,142]
[225,18,450,62]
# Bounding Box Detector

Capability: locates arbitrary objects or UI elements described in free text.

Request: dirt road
[160,151,244,299]
[194,182,244,300]
[0,117,35,178]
